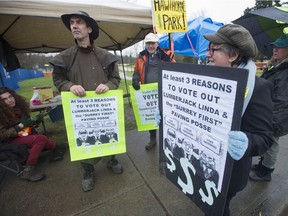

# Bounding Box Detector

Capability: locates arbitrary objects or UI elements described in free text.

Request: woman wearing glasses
[204,24,274,216]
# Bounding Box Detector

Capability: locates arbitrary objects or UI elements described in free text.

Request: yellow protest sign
[61,90,126,161]
[152,0,188,33]
[130,83,159,131]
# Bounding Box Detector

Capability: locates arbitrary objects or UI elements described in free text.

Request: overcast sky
[54,0,285,55]
[122,0,257,55]
[56,0,285,23]
[54,0,255,23]
[136,0,256,23]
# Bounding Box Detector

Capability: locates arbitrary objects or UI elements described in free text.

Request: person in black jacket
[249,34,288,182]
[203,24,274,216]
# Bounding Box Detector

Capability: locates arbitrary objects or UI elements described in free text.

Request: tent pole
[0,74,4,87]
[119,50,132,107]
[168,33,174,58]
[0,65,5,87]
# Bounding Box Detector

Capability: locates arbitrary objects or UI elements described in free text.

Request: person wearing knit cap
[132,32,174,151]
[250,34,288,182]
[203,24,274,216]
[50,11,123,192]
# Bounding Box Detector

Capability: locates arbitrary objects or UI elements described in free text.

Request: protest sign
[129,83,159,131]
[159,62,248,216]
[61,90,126,161]
[152,0,188,33]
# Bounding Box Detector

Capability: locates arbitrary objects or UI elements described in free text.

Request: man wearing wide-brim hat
[50,11,123,192]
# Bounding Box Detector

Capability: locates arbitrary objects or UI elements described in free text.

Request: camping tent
[0,64,20,90]
[159,17,223,58]
[0,0,153,53]
[0,0,153,92]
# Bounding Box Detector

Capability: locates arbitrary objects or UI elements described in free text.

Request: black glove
[34,113,45,124]
[21,116,35,127]
[132,82,140,90]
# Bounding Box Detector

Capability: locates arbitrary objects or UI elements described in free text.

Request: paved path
[0,130,288,216]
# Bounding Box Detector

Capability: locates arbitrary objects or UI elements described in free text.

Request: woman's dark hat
[204,24,258,58]
[61,11,99,40]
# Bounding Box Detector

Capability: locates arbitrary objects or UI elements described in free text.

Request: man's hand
[70,85,86,97]
[95,83,109,94]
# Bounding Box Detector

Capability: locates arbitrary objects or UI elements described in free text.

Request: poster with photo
[159,62,248,216]
[61,90,126,161]
[129,83,159,131]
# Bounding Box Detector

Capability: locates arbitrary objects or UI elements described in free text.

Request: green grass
[18,76,57,100]
[17,77,67,144]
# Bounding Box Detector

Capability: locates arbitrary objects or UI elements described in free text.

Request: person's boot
[81,163,95,192]
[18,165,45,182]
[145,137,157,150]
[106,158,123,174]
[249,163,274,182]
[250,156,263,171]
[49,146,66,163]
[82,170,95,192]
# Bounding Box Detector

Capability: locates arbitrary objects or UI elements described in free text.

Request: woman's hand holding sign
[155,108,161,127]
[228,131,248,160]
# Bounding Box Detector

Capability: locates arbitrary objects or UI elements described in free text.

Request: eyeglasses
[207,47,223,55]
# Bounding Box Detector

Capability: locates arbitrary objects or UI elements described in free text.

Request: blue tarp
[0,64,44,90]
[12,68,43,81]
[159,17,224,58]
[0,64,20,90]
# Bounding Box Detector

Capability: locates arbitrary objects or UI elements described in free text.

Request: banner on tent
[152,0,188,33]
[61,90,126,161]
[158,62,248,215]
[0,64,19,90]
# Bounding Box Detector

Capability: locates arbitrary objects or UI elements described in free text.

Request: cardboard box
[32,87,53,102]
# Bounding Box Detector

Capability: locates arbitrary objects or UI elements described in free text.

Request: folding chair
[0,143,27,184]
[0,160,21,174]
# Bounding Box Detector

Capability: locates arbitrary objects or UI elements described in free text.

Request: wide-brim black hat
[61,11,99,40]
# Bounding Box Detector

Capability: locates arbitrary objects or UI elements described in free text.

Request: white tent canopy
[0,0,153,53]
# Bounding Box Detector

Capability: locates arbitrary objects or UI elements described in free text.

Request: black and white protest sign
[159,62,248,216]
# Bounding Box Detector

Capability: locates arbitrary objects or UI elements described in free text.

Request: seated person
[0,87,65,182]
